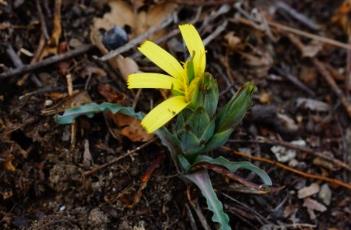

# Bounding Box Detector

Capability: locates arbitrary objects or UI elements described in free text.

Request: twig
[235,16,351,50]
[0,44,94,79]
[313,59,351,118]
[36,0,49,40]
[184,203,198,230]
[83,138,156,176]
[186,186,211,230]
[287,33,351,118]
[275,1,320,31]
[273,66,315,96]
[97,17,173,62]
[221,147,351,191]
[5,45,42,87]
[228,138,351,172]
[203,20,228,45]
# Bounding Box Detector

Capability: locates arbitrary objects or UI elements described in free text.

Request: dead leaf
[97,84,127,104]
[97,84,153,142]
[333,0,351,36]
[319,184,332,206]
[301,40,322,58]
[2,154,16,172]
[224,32,241,50]
[303,198,327,220]
[259,91,271,104]
[83,139,93,167]
[298,183,320,199]
[92,0,176,38]
[116,55,140,81]
[296,98,331,112]
[41,91,92,115]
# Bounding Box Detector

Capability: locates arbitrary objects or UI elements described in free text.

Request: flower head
[128,24,206,133]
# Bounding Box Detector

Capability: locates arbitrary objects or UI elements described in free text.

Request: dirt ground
[1,0,351,229]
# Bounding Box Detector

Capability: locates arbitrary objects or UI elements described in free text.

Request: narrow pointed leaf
[185,170,231,230]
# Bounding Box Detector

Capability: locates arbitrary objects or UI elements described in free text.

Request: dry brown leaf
[224,32,241,50]
[303,198,327,220]
[298,183,320,199]
[116,55,139,81]
[42,91,92,115]
[92,0,177,38]
[2,154,16,172]
[97,84,153,142]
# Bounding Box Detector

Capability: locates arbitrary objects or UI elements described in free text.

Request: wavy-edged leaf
[55,102,143,124]
[193,155,272,186]
[185,170,231,230]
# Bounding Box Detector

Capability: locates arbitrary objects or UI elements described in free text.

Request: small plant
[56,24,271,230]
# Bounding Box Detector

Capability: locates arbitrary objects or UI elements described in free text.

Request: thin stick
[83,138,156,176]
[36,0,49,40]
[313,59,351,117]
[221,147,351,190]
[229,138,351,172]
[235,16,351,50]
[97,17,173,62]
[0,44,94,79]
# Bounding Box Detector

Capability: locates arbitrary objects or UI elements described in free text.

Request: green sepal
[179,130,203,155]
[203,128,233,152]
[186,107,210,137]
[216,82,255,132]
[199,119,216,143]
[191,73,219,117]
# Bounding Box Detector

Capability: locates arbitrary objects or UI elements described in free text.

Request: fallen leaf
[116,55,140,81]
[298,183,320,199]
[319,184,332,206]
[83,139,93,167]
[42,91,92,115]
[2,154,16,172]
[296,98,330,112]
[301,40,322,58]
[303,198,327,220]
[92,0,176,38]
[224,32,241,50]
[98,84,153,142]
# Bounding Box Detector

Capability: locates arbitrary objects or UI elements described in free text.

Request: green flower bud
[216,82,256,132]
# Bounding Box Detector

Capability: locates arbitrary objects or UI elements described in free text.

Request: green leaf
[199,120,216,143]
[177,154,192,172]
[180,130,203,155]
[186,107,210,137]
[193,155,272,186]
[203,128,233,152]
[185,170,231,230]
[216,82,255,132]
[55,102,143,124]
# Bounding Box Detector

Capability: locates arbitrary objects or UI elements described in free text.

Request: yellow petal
[128,73,181,90]
[141,96,188,133]
[179,24,206,79]
[138,41,185,80]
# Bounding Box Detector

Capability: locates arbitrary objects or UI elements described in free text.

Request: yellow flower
[128,24,206,133]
